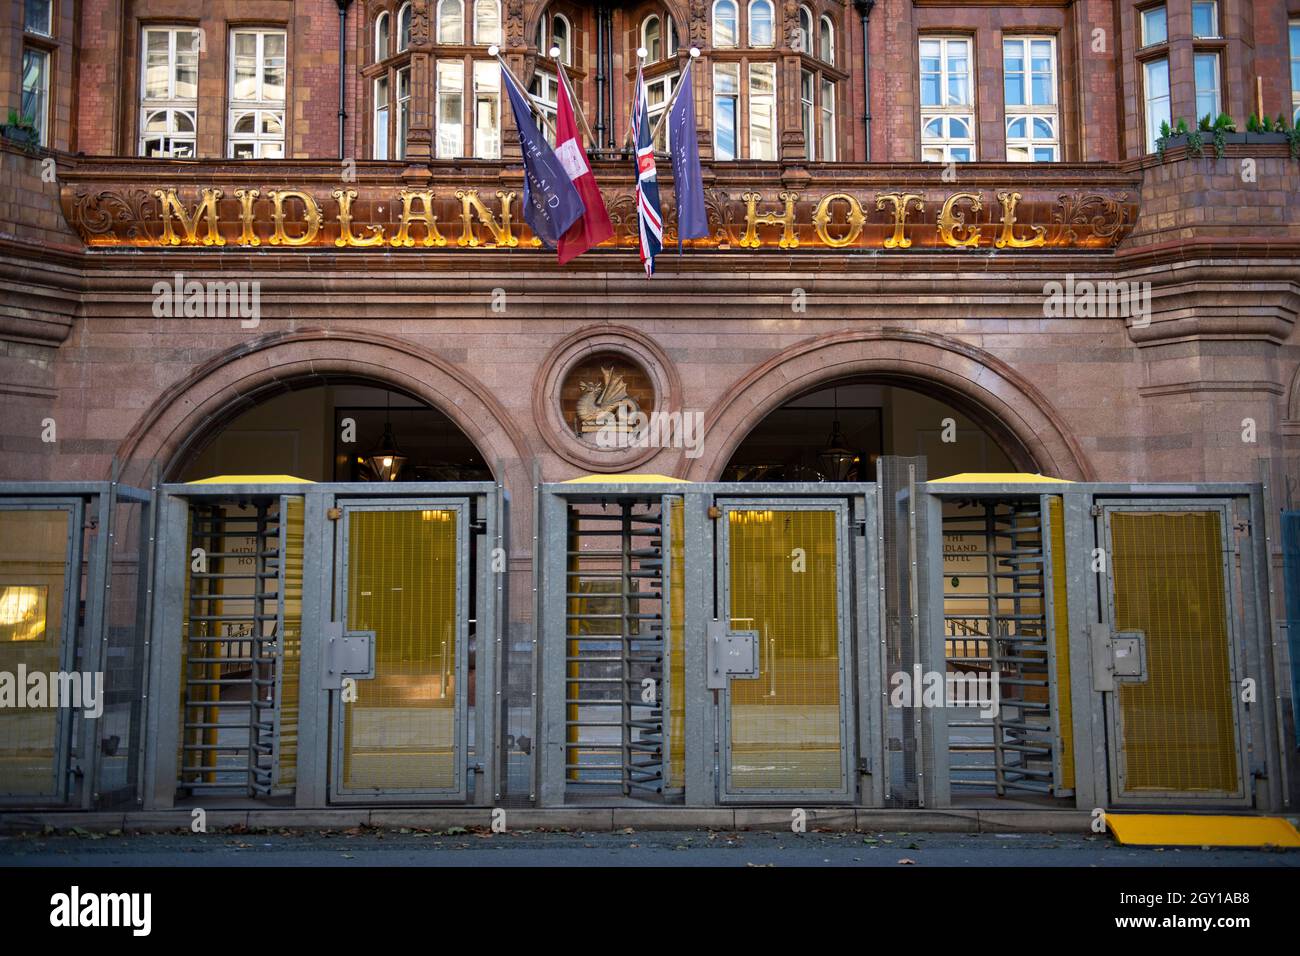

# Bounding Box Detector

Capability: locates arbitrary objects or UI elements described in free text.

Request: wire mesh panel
[0,505,77,800]
[721,504,848,797]
[1105,508,1242,799]
[339,506,464,795]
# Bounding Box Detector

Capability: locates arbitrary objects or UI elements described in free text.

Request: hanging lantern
[366,392,407,481]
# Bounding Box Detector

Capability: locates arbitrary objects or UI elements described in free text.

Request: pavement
[1,827,1296,866]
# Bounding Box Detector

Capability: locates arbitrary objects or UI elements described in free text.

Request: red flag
[554,69,614,264]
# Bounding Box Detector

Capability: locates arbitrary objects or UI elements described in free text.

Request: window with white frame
[1140,4,1167,48]
[139,27,199,157]
[1003,36,1058,161]
[714,0,738,48]
[398,2,413,50]
[375,12,390,61]
[819,76,835,160]
[714,62,739,158]
[1192,1,1218,39]
[643,14,677,62]
[374,75,390,159]
[1142,57,1170,153]
[396,64,411,159]
[436,59,464,157]
[474,0,500,46]
[1292,21,1300,125]
[473,60,500,158]
[646,71,677,151]
[528,71,559,146]
[920,36,974,162]
[798,6,812,55]
[749,61,776,158]
[536,14,572,64]
[748,0,774,48]
[1194,51,1220,125]
[819,16,834,65]
[438,0,464,44]
[25,0,53,36]
[228,29,286,159]
[21,48,49,146]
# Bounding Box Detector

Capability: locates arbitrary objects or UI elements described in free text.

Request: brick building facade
[0,1,1298,813]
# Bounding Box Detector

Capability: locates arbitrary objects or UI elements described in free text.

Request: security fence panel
[0,499,82,804]
[330,499,471,802]
[715,498,855,803]
[1098,501,1250,806]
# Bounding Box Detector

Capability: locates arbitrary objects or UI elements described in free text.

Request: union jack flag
[632,64,663,277]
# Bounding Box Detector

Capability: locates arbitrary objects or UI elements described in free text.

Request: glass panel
[474,0,500,45]
[1192,1,1216,38]
[1033,145,1056,161]
[798,8,811,54]
[439,0,464,44]
[1144,58,1170,153]
[25,0,53,36]
[749,62,776,160]
[919,39,941,106]
[233,112,256,133]
[233,34,259,101]
[0,509,71,799]
[1195,52,1219,122]
[374,77,390,159]
[646,16,661,61]
[949,146,972,161]
[473,60,499,158]
[144,31,172,99]
[376,13,389,60]
[820,78,834,160]
[714,0,737,47]
[175,33,199,100]
[819,19,832,64]
[714,62,739,159]
[437,60,464,157]
[21,49,47,139]
[726,509,842,792]
[922,117,943,138]
[175,110,195,132]
[1007,116,1027,137]
[342,509,460,792]
[1142,5,1167,47]
[1032,116,1053,137]
[263,33,287,102]
[948,116,970,138]
[750,0,774,47]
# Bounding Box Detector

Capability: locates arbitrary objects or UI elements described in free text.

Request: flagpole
[649,47,700,145]
[554,54,597,149]
[622,47,648,151]
[491,45,560,142]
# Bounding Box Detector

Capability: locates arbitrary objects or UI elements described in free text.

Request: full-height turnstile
[908,477,1289,812]
[143,479,507,809]
[536,479,885,807]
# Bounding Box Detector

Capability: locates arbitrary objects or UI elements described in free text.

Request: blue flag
[669,66,708,251]
[500,64,585,247]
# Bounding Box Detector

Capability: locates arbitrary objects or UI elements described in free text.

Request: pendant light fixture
[817,385,855,482]
[366,390,407,482]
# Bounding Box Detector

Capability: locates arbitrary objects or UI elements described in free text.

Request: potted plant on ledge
[1,109,40,149]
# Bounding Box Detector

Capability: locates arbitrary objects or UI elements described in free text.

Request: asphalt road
[1,828,1296,866]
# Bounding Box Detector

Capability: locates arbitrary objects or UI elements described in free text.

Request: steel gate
[145,479,505,810]
[537,479,881,807]
[1098,501,1249,805]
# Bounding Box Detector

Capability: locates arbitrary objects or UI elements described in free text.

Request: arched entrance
[687,330,1093,482]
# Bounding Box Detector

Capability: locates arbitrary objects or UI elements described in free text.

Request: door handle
[706,620,760,689]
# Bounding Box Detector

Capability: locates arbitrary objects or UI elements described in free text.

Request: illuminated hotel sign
[61,183,1136,251]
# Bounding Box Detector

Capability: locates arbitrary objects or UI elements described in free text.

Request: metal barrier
[0,480,153,809]
[142,479,507,810]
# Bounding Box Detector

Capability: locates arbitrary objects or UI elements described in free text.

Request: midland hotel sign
[62,180,1137,253]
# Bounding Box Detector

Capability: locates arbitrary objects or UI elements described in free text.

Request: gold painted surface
[667,498,686,790]
[1047,496,1074,791]
[277,496,304,789]
[0,509,70,797]
[342,508,459,791]
[727,509,842,791]
[1110,511,1238,794]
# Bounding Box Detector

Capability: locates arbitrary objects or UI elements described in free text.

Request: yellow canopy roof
[562,474,690,484]
[929,473,1071,484]
[187,475,315,484]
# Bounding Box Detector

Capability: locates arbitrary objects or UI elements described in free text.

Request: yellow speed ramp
[1107,814,1300,848]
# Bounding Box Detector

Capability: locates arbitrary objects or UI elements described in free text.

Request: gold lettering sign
[65,181,1132,250]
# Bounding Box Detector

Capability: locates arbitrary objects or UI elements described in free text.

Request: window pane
[437,60,464,157]
[646,16,661,60]
[475,0,500,45]
[1004,74,1025,107]
[750,1,774,47]
[1195,52,1219,121]
[819,78,834,160]
[820,19,833,63]
[1007,117,1027,137]
[1144,58,1171,152]
[175,34,199,100]
[21,49,47,142]
[439,0,464,45]
[25,0,52,36]
[749,62,776,159]
[376,14,389,60]
[1033,146,1055,161]
[714,63,739,159]
[715,1,737,47]
[1142,6,1167,47]
[1192,2,1216,38]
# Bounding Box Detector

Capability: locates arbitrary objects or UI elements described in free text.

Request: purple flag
[668,66,707,251]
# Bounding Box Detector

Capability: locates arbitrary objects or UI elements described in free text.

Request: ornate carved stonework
[506,0,525,46]
[575,367,643,434]
[562,355,654,439]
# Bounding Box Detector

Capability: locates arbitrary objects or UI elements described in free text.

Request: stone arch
[685,328,1096,482]
[113,327,535,489]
